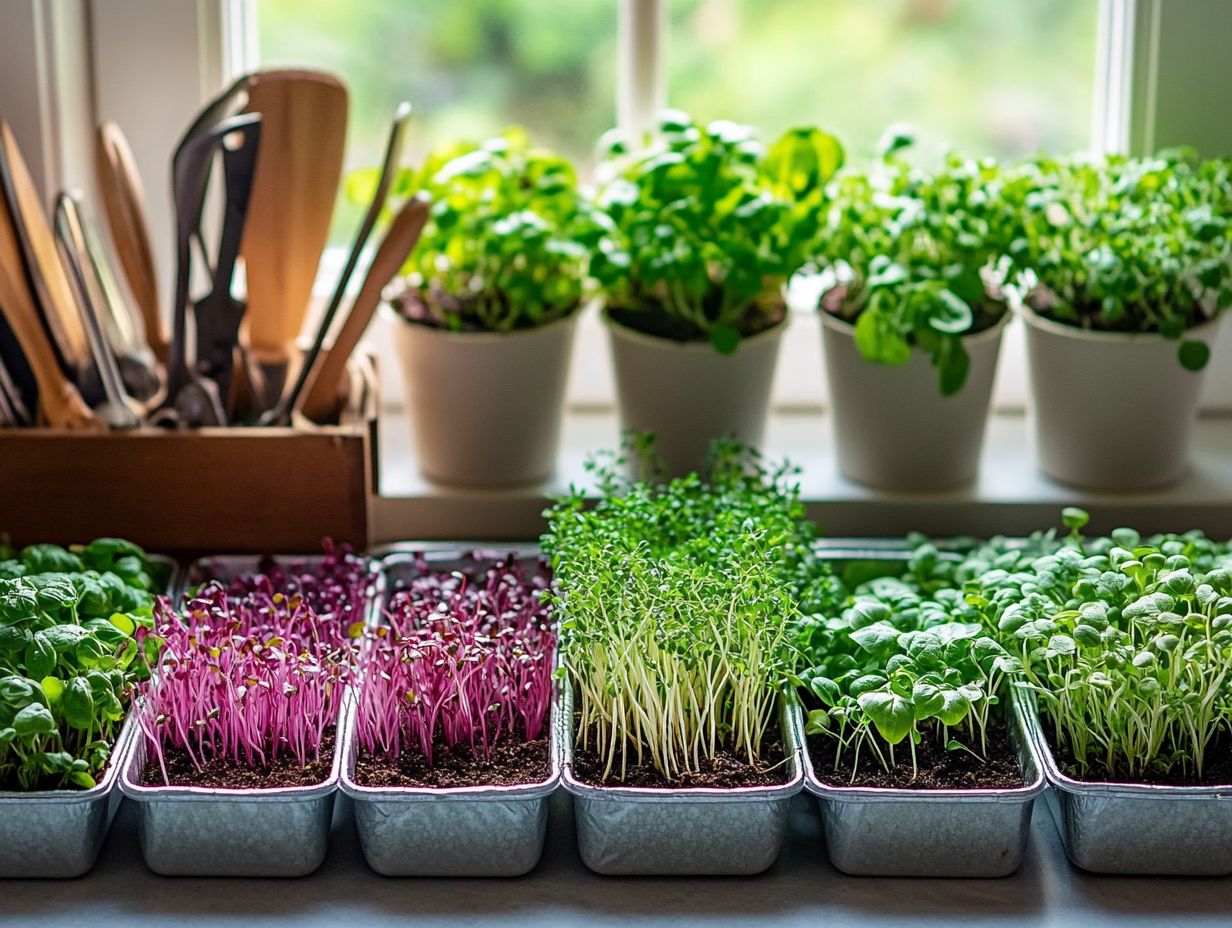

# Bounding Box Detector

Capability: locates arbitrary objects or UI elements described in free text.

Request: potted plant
[342,551,557,876]
[815,133,1018,490]
[794,540,1045,877]
[0,539,168,877]
[984,509,1232,874]
[586,113,843,476]
[383,129,588,487]
[542,444,825,874]
[122,550,371,877]
[1008,152,1232,489]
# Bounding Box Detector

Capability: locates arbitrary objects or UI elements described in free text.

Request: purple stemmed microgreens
[356,556,555,767]
[138,584,350,783]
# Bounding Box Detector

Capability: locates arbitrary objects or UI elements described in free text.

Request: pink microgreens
[355,555,555,767]
[138,582,353,783]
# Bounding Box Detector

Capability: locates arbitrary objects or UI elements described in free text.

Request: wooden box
[0,365,378,554]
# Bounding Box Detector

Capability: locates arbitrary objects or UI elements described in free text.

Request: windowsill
[373,408,1232,542]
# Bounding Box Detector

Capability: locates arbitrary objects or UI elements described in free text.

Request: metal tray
[801,690,1046,877]
[119,719,342,877]
[0,552,177,879]
[118,551,358,877]
[560,680,803,876]
[340,546,558,876]
[182,550,374,598]
[1023,691,1232,875]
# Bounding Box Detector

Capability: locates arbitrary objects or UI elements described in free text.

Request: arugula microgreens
[543,440,834,782]
[585,111,844,354]
[816,130,1021,394]
[0,539,161,790]
[1006,150,1232,370]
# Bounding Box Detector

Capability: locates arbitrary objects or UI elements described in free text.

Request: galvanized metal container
[118,551,368,877]
[0,553,177,879]
[560,681,803,876]
[801,691,1046,877]
[1024,691,1232,875]
[0,716,139,877]
[343,545,558,876]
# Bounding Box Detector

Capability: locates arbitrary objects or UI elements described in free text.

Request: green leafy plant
[794,544,1022,781]
[816,131,1021,394]
[586,111,844,353]
[1006,150,1232,370]
[980,510,1232,780]
[542,441,834,782]
[0,540,161,790]
[358,128,589,332]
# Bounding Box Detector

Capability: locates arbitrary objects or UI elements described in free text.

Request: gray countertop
[2,793,1228,926]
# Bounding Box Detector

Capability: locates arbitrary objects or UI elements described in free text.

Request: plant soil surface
[142,730,336,789]
[573,733,789,789]
[607,301,786,344]
[353,736,551,788]
[1053,739,1232,787]
[810,721,1025,790]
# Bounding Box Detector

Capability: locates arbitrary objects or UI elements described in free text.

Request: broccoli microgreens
[543,440,832,782]
[1006,150,1232,370]
[355,556,555,767]
[979,509,1232,780]
[793,543,1022,783]
[585,111,844,353]
[816,131,1021,394]
[0,539,160,790]
[374,128,589,332]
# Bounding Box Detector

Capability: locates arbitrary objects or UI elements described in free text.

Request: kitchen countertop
[3,792,1228,926]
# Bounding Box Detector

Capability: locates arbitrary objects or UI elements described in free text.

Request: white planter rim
[819,307,1011,349]
[1018,303,1224,344]
[380,302,580,344]
[602,309,788,353]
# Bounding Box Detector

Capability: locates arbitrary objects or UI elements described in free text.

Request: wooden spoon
[0,192,98,429]
[0,120,92,384]
[297,197,429,423]
[95,121,168,363]
[240,69,348,397]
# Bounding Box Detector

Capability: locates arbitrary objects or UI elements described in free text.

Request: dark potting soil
[810,721,1025,790]
[1052,738,1232,787]
[572,733,789,789]
[353,735,551,788]
[141,730,336,789]
[607,301,787,344]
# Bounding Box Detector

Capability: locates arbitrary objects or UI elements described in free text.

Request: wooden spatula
[95,121,168,364]
[0,120,93,387]
[0,190,98,429]
[297,197,429,423]
[240,69,348,400]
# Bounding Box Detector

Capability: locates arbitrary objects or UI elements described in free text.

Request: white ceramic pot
[389,308,577,487]
[820,312,1008,491]
[606,315,785,477]
[1023,306,1225,491]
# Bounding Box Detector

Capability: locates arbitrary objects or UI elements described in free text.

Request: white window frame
[4,0,1229,413]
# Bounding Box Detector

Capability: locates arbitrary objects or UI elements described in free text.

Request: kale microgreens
[355,556,555,767]
[359,129,588,332]
[792,544,1023,782]
[586,111,844,353]
[543,440,836,782]
[816,130,1021,394]
[1006,150,1232,370]
[0,539,161,790]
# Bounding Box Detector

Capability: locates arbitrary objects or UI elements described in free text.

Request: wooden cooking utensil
[95,121,168,363]
[0,192,98,429]
[0,120,93,385]
[296,197,429,423]
[240,69,348,396]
